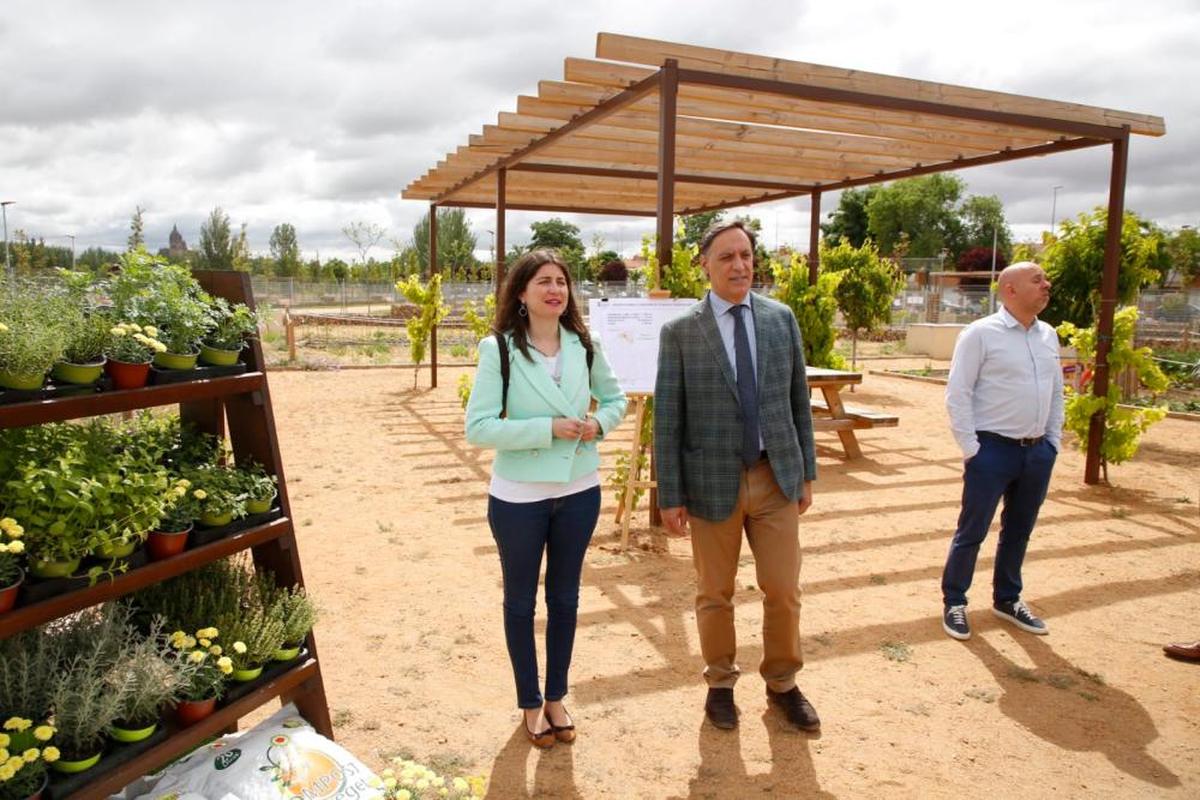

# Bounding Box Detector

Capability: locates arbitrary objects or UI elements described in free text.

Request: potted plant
[266,584,318,661]
[0,718,59,800]
[109,621,192,743]
[2,458,98,579]
[186,465,248,528]
[147,479,197,561]
[0,294,67,392]
[166,627,233,726]
[147,287,212,371]
[218,603,286,683]
[200,298,258,366]
[104,322,167,390]
[48,656,127,774]
[0,518,26,613]
[51,311,110,386]
[237,462,278,514]
[87,464,172,564]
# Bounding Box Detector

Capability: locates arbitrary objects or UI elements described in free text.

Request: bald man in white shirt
[941,262,1063,641]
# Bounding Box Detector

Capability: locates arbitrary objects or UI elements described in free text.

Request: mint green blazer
[465,329,627,483]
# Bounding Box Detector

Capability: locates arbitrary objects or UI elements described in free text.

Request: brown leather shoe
[1163,641,1200,662]
[704,687,738,730]
[523,713,555,749]
[767,687,821,732]
[546,704,576,744]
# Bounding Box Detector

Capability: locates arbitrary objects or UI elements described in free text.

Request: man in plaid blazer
[654,220,820,732]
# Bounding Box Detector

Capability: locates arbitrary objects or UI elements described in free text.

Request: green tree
[866,174,966,259]
[821,186,880,248]
[1040,207,1162,328]
[396,272,450,388]
[824,240,903,368]
[199,207,234,271]
[529,218,585,280]
[232,223,252,272]
[772,252,846,369]
[1058,306,1168,481]
[1165,225,1200,283]
[128,206,145,251]
[959,195,1012,256]
[679,211,725,249]
[411,208,478,279]
[269,224,301,277]
[640,232,706,299]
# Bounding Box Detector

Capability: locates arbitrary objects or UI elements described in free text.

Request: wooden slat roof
[402,33,1164,215]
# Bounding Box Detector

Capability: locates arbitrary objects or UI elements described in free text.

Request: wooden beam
[594,33,1165,136]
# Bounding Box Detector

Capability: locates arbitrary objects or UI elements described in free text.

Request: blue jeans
[941,434,1056,607]
[487,485,600,709]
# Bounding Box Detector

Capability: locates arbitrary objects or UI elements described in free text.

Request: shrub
[771,252,846,370]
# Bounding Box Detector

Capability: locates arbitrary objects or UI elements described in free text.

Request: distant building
[168,225,188,260]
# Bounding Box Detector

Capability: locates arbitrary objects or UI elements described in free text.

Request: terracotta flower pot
[0,571,22,614]
[147,525,192,561]
[51,358,106,385]
[174,697,217,727]
[199,343,242,366]
[105,358,152,390]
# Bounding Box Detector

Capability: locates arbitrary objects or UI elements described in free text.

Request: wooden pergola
[403,33,1165,485]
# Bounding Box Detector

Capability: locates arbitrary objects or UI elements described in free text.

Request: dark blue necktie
[730,305,760,467]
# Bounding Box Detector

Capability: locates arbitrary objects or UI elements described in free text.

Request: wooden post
[615,393,657,548]
[429,203,439,389]
[655,60,678,287]
[284,310,296,362]
[808,190,821,284]
[1085,130,1130,484]
[496,167,507,291]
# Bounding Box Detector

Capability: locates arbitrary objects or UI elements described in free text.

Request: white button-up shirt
[945,305,1064,459]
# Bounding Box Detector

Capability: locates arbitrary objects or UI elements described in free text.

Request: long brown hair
[493,249,592,361]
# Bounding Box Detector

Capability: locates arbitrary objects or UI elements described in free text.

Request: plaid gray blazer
[654,292,817,521]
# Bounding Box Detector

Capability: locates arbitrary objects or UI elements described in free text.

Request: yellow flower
[453,778,468,792]
[0,518,14,531]
[383,777,397,789]
[416,779,429,790]
[5,754,21,771]
[110,326,126,336]
[32,725,53,742]
[0,748,7,761]
[188,650,206,663]
[199,638,211,648]
[396,791,412,800]
[144,326,158,336]
[179,479,192,489]
[3,718,29,732]
[23,748,38,763]
[208,644,222,656]
[433,776,445,787]
[6,525,21,539]
[216,656,232,671]
[0,322,8,333]
[381,768,394,779]
[233,641,247,654]
[7,541,23,555]
[0,733,11,748]
[0,764,12,781]
[153,341,168,353]
[197,627,218,639]
[42,746,59,763]
[439,790,448,798]
[193,489,208,500]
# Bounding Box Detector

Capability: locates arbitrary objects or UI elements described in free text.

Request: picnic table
[806,367,898,459]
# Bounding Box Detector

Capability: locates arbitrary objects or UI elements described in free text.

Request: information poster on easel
[587,297,696,393]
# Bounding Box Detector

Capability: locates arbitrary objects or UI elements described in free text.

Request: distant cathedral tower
[168,225,188,259]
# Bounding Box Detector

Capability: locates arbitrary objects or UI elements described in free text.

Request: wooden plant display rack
[0,271,332,800]
[614,392,655,549]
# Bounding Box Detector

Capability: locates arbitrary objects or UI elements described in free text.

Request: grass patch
[869,574,887,585]
[963,687,996,703]
[1006,666,1039,683]
[880,640,912,663]
[1047,673,1078,690]
[1073,668,1106,686]
[332,708,355,727]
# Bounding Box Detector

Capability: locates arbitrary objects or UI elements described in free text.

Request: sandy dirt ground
[258,361,1199,799]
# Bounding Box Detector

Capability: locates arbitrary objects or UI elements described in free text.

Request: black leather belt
[978,431,1045,447]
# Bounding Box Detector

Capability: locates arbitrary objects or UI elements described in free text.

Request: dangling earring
[518,302,528,317]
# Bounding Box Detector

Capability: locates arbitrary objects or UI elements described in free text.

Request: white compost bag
[116,704,384,800]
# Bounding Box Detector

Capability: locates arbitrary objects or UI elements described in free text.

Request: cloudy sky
[2,0,1197,262]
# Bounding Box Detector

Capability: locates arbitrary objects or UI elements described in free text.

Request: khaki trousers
[690,459,803,692]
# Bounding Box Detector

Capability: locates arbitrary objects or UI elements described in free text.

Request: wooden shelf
[0,372,266,429]
[0,517,292,638]
[60,658,321,800]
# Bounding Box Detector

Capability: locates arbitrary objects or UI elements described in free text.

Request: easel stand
[615,392,656,548]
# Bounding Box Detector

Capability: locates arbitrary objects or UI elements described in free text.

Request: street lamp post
[1,201,14,279]
[1050,185,1064,234]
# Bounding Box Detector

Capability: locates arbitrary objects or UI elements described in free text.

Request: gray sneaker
[943,604,970,640]
[992,599,1048,635]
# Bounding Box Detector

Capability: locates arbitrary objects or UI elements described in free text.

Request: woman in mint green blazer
[465,250,626,749]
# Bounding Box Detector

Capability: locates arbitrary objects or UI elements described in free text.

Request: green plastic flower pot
[199,343,242,366]
[272,644,302,662]
[199,510,233,528]
[0,369,45,391]
[110,720,158,743]
[246,493,276,514]
[92,538,138,559]
[231,665,264,682]
[153,349,199,370]
[51,358,106,385]
[50,751,101,774]
[28,557,81,579]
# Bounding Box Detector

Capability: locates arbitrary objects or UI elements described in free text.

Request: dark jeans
[488,485,600,709]
[941,434,1056,607]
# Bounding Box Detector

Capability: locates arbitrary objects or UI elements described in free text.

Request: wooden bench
[810,398,899,430]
